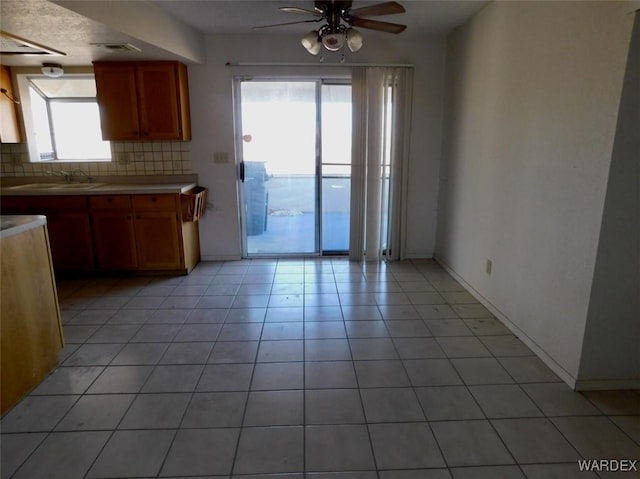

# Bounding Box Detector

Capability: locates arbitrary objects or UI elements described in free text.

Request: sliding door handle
[239,161,245,182]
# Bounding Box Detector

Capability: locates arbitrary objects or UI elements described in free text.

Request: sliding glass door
[237,79,351,256]
[321,84,351,253]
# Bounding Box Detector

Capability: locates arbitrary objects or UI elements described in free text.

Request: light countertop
[1,182,197,196]
[0,215,47,239]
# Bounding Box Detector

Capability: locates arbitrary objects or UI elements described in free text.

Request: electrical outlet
[486,259,493,275]
[213,152,229,164]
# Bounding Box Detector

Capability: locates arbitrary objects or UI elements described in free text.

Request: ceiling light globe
[321,32,346,52]
[41,63,64,78]
[308,42,322,55]
[301,30,321,55]
[346,28,363,53]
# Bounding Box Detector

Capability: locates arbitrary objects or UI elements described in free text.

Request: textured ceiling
[0,0,488,67]
[153,0,488,36]
[0,0,178,66]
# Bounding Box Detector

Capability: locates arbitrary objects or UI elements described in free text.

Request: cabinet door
[92,211,138,269]
[94,63,140,140]
[134,211,182,269]
[46,213,94,270]
[0,65,22,143]
[136,63,182,140]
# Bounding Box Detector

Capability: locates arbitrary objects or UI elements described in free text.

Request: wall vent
[90,43,142,53]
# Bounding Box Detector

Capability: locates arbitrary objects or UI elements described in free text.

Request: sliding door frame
[234,75,352,258]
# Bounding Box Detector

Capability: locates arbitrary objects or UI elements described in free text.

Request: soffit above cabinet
[0,0,201,67]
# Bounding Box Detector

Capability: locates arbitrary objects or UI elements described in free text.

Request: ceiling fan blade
[279,6,323,16]
[349,17,406,33]
[252,18,323,30]
[348,1,405,17]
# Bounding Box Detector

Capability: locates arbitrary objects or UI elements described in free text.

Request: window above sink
[16,73,112,163]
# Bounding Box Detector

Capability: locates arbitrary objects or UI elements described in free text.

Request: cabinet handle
[107,198,112,203]
[136,215,141,220]
[142,131,149,136]
[151,197,157,202]
[127,215,132,220]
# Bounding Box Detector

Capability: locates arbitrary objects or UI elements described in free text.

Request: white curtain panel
[349,66,413,261]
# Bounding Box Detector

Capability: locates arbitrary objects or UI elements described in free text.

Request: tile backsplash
[0,141,192,177]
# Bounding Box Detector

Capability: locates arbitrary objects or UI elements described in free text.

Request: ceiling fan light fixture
[41,63,64,78]
[301,30,321,55]
[275,1,407,55]
[346,28,363,52]
[321,32,346,52]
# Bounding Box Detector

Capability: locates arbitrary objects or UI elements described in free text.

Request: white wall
[578,13,640,389]
[189,33,446,259]
[436,1,635,386]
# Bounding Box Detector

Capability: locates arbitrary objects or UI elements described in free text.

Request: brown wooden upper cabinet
[0,65,22,143]
[93,61,191,141]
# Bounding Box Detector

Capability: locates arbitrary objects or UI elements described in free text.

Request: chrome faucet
[72,169,93,183]
[45,170,72,183]
[45,169,93,183]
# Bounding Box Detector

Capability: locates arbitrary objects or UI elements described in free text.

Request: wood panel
[136,63,181,140]
[134,211,182,269]
[0,195,86,212]
[182,220,201,273]
[92,211,138,269]
[1,196,94,270]
[40,195,88,210]
[132,194,178,210]
[89,195,132,209]
[93,61,190,141]
[0,195,42,213]
[0,65,22,143]
[1,225,63,414]
[94,63,139,140]
[46,212,94,270]
[2,191,200,274]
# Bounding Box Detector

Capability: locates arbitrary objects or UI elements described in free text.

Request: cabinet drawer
[1,196,39,213]
[132,194,178,210]
[45,196,89,210]
[89,195,132,209]
[2,196,88,213]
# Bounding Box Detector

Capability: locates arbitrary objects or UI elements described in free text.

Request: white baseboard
[403,251,434,259]
[433,254,580,390]
[200,254,242,262]
[434,255,640,391]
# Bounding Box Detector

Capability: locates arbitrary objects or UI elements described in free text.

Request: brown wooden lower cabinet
[47,212,94,270]
[134,210,182,270]
[1,222,63,414]
[1,196,94,270]
[92,211,138,269]
[1,193,200,274]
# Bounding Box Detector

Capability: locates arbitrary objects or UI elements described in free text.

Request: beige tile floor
[1,259,638,478]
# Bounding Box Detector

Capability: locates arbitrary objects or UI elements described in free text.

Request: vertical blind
[349,66,413,261]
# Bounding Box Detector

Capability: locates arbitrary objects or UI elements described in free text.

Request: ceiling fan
[254,1,407,55]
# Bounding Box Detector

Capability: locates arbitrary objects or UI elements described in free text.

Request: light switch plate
[213,152,229,163]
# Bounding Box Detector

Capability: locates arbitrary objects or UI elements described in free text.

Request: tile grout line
[226,262,266,478]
